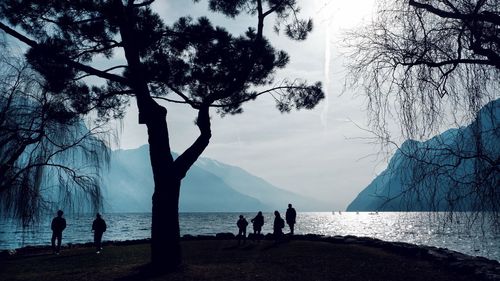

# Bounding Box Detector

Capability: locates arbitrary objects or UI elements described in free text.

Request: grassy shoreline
[1,236,494,281]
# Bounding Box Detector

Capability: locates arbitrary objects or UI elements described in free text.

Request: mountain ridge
[102,145,331,212]
[347,99,500,211]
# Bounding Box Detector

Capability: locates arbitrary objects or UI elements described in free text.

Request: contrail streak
[321,14,331,130]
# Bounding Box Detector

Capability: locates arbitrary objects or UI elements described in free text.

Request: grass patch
[0,240,476,281]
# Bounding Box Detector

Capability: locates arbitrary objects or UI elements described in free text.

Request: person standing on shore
[251,211,264,235]
[51,210,66,255]
[237,215,248,245]
[286,203,297,235]
[92,213,107,254]
[273,211,285,243]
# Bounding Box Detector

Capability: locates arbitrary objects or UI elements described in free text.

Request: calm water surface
[0,212,498,261]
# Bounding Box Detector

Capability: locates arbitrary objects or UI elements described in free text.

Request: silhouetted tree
[0,0,324,271]
[346,0,499,229]
[0,44,111,227]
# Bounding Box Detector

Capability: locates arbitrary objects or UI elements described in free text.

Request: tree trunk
[151,176,181,271]
[145,103,212,272]
[145,103,181,271]
[110,0,184,270]
[111,2,211,271]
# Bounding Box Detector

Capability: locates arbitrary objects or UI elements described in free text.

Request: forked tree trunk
[144,103,183,271]
[111,0,212,271]
[144,102,211,272]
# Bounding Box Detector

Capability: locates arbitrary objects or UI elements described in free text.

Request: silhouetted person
[286,203,297,235]
[251,211,264,235]
[51,210,66,254]
[237,215,248,245]
[273,211,285,243]
[92,213,107,254]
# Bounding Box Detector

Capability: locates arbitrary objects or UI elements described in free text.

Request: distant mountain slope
[102,145,327,212]
[347,99,500,211]
[102,145,265,212]
[196,157,332,211]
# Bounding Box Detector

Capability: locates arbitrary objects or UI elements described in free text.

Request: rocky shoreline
[3,233,500,281]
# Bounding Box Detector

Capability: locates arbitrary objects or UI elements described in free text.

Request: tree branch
[173,106,211,180]
[0,22,129,85]
[151,96,191,105]
[132,0,155,8]
[166,84,199,109]
[262,1,285,18]
[72,43,123,60]
[211,85,311,108]
[409,0,500,26]
[401,58,495,68]
[74,65,128,81]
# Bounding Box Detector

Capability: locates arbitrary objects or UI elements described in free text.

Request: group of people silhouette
[50,210,107,255]
[50,205,297,252]
[237,203,297,244]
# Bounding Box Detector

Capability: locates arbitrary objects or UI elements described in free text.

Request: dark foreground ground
[0,237,492,281]
[1,238,493,281]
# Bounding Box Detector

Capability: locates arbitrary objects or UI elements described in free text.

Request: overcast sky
[111,0,384,210]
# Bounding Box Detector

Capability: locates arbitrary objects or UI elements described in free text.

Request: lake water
[1,212,498,261]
